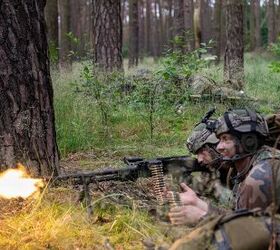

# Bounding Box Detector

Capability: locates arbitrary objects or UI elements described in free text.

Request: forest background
[0,0,280,249]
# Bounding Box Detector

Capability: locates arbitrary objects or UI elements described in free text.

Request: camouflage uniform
[215,108,280,211]
[186,122,231,204]
[169,209,280,250]
[169,109,280,250]
[233,145,280,210]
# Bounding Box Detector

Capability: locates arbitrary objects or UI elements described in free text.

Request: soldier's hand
[179,183,208,212]
[168,205,207,225]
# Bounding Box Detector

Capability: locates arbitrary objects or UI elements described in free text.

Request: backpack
[169,209,280,250]
[265,113,280,150]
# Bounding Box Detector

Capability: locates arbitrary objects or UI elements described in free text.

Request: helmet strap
[204,144,222,168]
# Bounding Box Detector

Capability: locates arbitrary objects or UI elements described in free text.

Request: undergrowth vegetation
[1,53,279,249]
[54,52,280,157]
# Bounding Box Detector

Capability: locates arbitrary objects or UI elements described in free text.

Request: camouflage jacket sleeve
[235,158,280,210]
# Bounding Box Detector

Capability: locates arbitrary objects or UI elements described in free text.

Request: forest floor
[0,152,193,250]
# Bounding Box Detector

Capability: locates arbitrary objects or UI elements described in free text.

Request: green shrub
[268,37,280,73]
[156,41,213,82]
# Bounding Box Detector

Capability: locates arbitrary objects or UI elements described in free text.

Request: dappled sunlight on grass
[0,187,169,249]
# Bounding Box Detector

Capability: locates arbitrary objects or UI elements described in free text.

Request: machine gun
[51,155,208,215]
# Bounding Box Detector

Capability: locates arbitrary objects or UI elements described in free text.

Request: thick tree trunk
[45,0,58,64]
[0,0,59,176]
[92,0,123,71]
[58,0,72,69]
[184,0,194,51]
[128,0,139,67]
[224,0,244,90]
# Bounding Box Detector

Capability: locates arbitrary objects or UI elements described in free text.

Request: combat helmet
[186,122,219,154]
[215,108,269,153]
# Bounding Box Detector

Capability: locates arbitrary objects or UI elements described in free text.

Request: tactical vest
[169,209,280,250]
[232,145,280,210]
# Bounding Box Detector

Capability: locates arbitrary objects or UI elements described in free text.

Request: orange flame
[0,164,44,199]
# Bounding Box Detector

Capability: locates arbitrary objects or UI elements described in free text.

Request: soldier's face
[216,133,237,158]
[197,147,213,165]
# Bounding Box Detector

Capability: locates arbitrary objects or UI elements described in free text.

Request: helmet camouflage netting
[215,109,269,138]
[186,122,219,154]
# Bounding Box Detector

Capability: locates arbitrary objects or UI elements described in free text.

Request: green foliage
[268,37,280,73]
[128,76,162,140]
[66,32,79,45]
[66,32,80,60]
[269,39,280,57]
[156,41,213,82]
[48,40,58,65]
[53,53,280,157]
[268,61,280,73]
[78,64,124,140]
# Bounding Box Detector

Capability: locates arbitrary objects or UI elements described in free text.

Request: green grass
[52,55,278,149]
[53,53,280,157]
[0,188,166,250]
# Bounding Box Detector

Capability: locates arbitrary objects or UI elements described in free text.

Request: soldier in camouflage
[186,122,230,200]
[215,108,280,211]
[168,122,231,225]
[170,108,280,226]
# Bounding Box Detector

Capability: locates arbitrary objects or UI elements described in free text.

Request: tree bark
[0,0,59,176]
[92,0,123,71]
[268,0,276,44]
[128,0,139,67]
[224,0,244,90]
